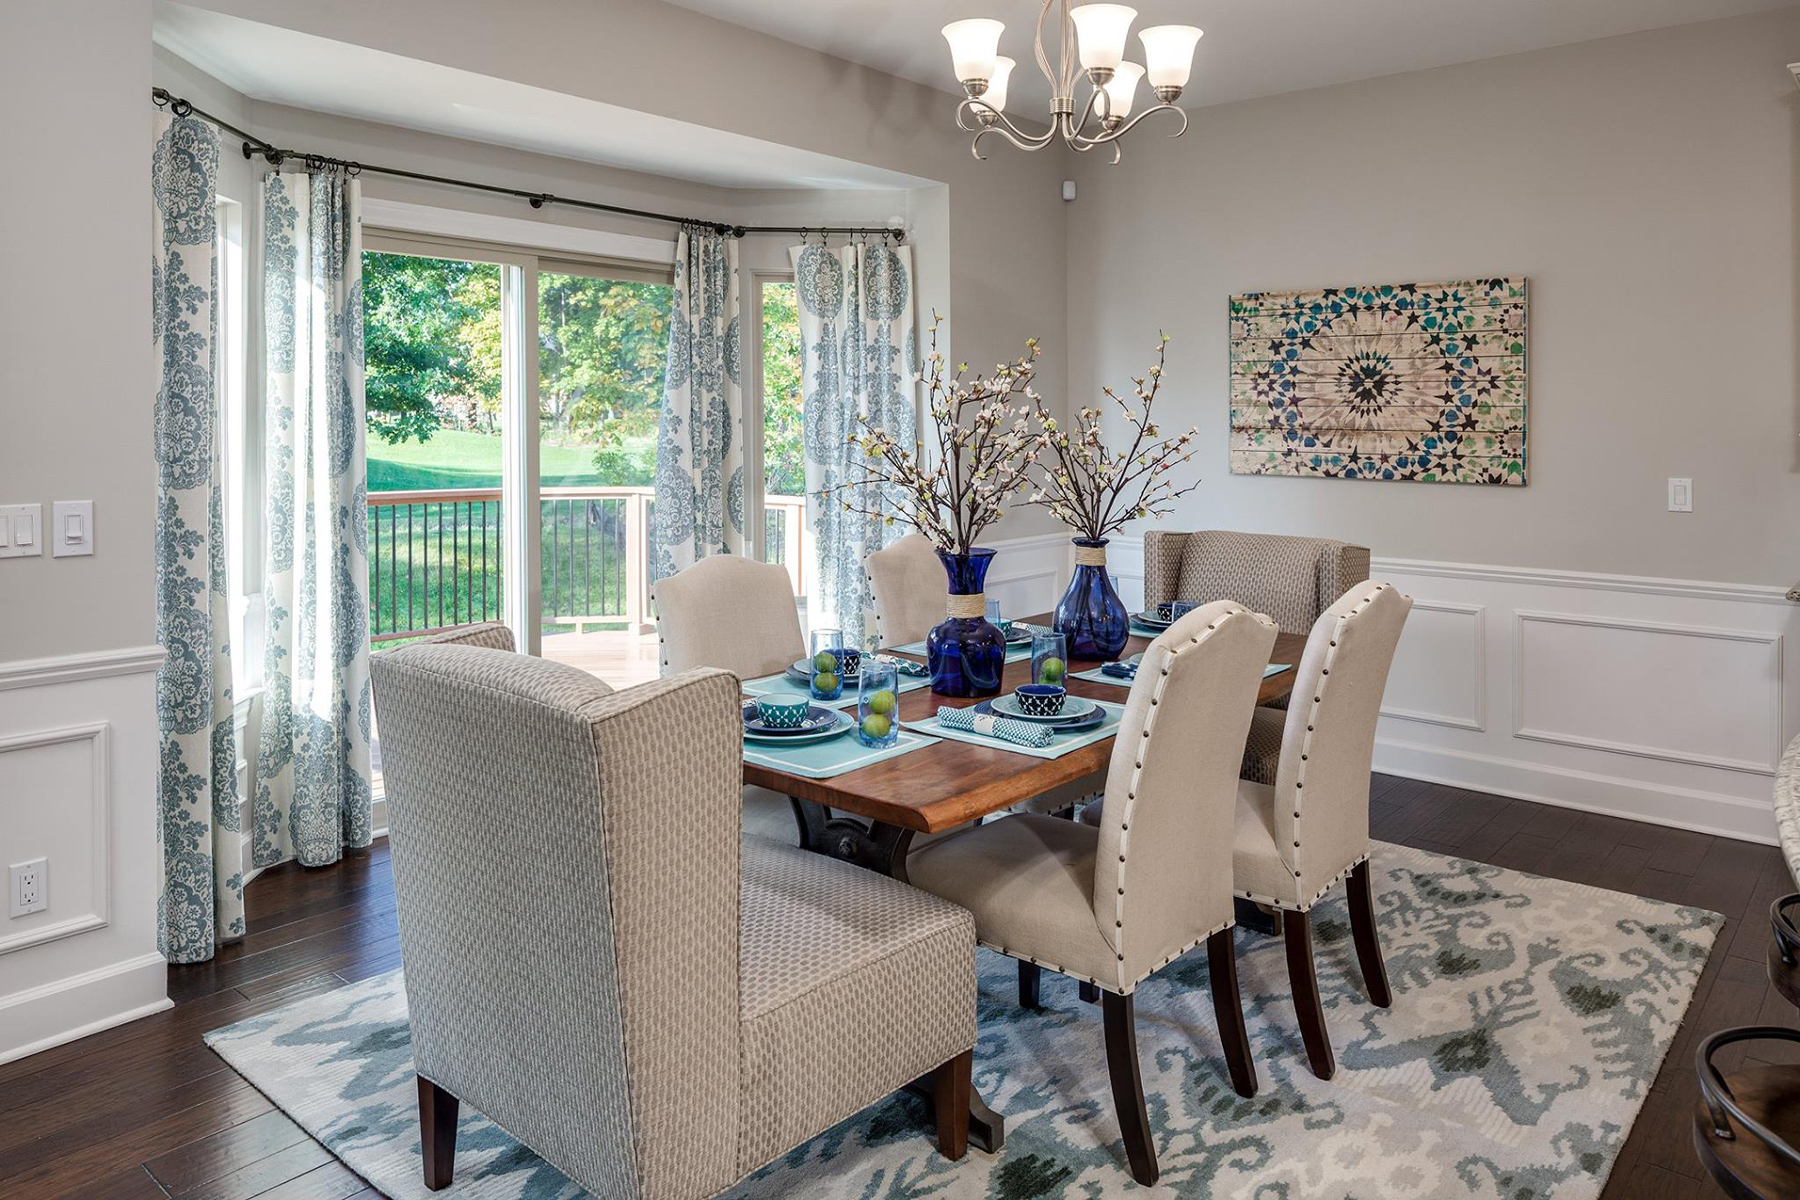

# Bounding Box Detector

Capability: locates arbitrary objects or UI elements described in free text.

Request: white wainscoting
[1025,535,1796,846]
[0,646,170,1064]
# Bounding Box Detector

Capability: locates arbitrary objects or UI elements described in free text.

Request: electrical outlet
[9,859,47,918]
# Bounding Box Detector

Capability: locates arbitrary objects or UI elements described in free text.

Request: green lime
[814,671,839,693]
[1039,656,1066,684]
[860,713,892,740]
[813,651,838,673]
[868,689,897,715]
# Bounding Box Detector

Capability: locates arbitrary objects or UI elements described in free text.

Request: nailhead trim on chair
[1278,582,1401,908]
[1236,853,1370,914]
[1105,603,1275,991]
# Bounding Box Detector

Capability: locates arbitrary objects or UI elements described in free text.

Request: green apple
[813,671,839,693]
[868,689,897,716]
[1039,656,1066,684]
[813,651,838,673]
[860,713,892,740]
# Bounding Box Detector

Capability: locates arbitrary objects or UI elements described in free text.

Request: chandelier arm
[961,104,1061,159]
[1069,101,1190,149]
[1033,0,1058,89]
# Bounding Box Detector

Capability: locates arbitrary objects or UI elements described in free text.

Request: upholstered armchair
[652,554,805,680]
[866,533,944,648]
[1232,582,1410,1079]
[909,602,1275,1187]
[1142,529,1370,783]
[369,646,980,1197]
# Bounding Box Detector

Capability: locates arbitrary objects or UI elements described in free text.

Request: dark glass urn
[926,547,1006,698]
[1054,537,1130,660]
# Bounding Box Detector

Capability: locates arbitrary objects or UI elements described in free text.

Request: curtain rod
[151,88,906,243]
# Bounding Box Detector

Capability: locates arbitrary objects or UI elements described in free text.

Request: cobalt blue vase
[1054,537,1130,660]
[926,547,1006,698]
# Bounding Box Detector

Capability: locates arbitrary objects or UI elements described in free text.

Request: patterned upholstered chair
[1231,581,1410,1080]
[1142,529,1370,786]
[909,602,1276,1187]
[369,646,980,1197]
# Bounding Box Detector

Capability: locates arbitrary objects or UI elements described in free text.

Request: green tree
[537,273,671,486]
[362,252,500,443]
[761,282,805,496]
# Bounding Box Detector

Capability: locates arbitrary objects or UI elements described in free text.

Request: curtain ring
[170,98,194,119]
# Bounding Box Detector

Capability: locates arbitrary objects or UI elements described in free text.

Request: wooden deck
[540,628,661,691]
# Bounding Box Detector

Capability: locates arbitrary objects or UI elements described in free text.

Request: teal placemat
[906,700,1126,760]
[743,728,938,778]
[885,640,1033,663]
[741,670,933,707]
[1070,662,1293,689]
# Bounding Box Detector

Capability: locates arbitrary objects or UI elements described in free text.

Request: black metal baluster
[407,505,415,634]
[584,502,592,619]
[480,500,489,621]
[452,501,460,627]
[435,501,444,630]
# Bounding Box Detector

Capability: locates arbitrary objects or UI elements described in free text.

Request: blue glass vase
[1054,537,1130,660]
[926,548,1006,698]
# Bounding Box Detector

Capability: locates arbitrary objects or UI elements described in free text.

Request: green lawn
[366,429,621,492]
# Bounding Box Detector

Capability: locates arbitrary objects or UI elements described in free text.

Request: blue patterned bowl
[832,648,861,679]
[1015,683,1066,717]
[755,693,812,729]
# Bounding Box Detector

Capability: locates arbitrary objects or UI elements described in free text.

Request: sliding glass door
[359,232,673,688]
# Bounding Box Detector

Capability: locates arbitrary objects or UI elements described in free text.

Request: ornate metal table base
[789,796,1004,1152]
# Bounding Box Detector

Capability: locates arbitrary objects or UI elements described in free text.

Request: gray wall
[1,0,155,660]
[1067,9,1800,585]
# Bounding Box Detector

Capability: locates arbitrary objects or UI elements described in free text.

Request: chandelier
[942,3,1201,162]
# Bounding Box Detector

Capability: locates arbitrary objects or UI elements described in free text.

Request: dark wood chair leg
[1347,860,1392,1008]
[932,1049,972,1160]
[417,1075,459,1190]
[1206,928,1259,1098]
[1078,981,1100,1004]
[1018,960,1042,1009]
[1284,910,1336,1080]
[1101,990,1159,1187]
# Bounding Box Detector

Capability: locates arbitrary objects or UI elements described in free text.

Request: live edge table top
[741,613,1308,835]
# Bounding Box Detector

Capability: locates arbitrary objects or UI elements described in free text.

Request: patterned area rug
[204,842,1720,1199]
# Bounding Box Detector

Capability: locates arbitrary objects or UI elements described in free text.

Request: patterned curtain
[650,225,744,581]
[255,169,375,869]
[153,111,243,963]
[789,240,917,641]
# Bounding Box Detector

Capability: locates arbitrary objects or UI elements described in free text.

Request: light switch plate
[0,504,41,559]
[1667,478,1693,513]
[53,501,94,557]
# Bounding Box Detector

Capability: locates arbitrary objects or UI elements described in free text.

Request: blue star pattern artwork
[1229,278,1527,485]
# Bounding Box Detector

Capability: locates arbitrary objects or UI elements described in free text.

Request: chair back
[1272,582,1412,894]
[653,554,805,680]
[1144,529,1369,632]
[866,533,944,647]
[412,620,515,652]
[370,647,745,1198]
[1092,601,1278,980]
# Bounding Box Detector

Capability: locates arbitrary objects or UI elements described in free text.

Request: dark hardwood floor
[3,775,1791,1199]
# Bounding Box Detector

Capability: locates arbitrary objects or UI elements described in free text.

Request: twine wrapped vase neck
[1073,542,1109,567]
[947,592,987,619]
[1055,536,1130,659]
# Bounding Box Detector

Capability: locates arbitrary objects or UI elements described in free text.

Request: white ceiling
[152,3,931,191]
[664,0,1798,112]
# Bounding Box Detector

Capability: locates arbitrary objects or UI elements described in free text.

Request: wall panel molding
[0,722,112,955]
[0,645,165,692]
[1512,610,1784,776]
[1383,600,1487,732]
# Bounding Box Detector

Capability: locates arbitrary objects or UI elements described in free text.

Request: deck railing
[368,486,806,642]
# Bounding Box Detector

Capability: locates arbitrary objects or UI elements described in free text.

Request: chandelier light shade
[1139,24,1203,96]
[1100,61,1143,123]
[942,18,1006,88]
[945,0,1198,162]
[983,56,1016,116]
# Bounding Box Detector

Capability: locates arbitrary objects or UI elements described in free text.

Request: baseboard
[0,952,170,1065]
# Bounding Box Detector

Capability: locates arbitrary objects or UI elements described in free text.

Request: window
[756,277,804,597]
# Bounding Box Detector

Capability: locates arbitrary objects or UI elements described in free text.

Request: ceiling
[664,0,1798,112]
[153,3,932,191]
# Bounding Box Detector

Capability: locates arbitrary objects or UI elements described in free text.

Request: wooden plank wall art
[1228,278,1527,484]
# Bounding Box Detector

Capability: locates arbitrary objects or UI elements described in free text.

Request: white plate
[989,693,1101,723]
[1132,612,1172,629]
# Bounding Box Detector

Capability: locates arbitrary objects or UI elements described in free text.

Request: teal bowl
[756,693,812,729]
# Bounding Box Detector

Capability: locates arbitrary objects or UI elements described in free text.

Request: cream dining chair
[1232,581,1410,1079]
[652,554,807,843]
[908,601,1277,1187]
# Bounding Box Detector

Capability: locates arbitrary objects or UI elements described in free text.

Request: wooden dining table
[740,612,1307,1153]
